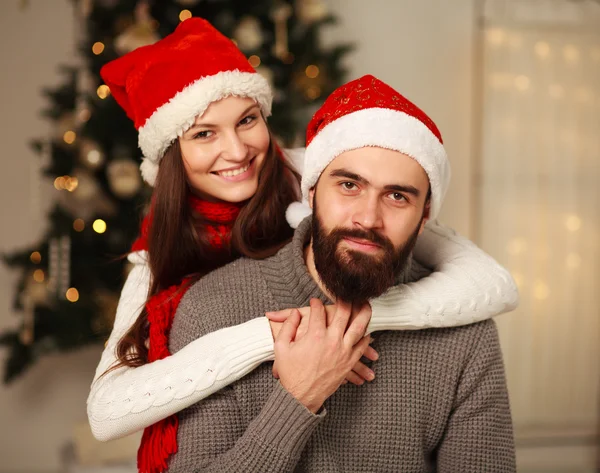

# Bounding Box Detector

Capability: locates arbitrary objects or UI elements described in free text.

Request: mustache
[329,227,392,249]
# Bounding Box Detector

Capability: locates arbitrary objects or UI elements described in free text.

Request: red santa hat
[287,74,451,227]
[100,17,272,186]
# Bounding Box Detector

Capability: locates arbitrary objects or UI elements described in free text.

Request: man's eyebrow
[187,104,259,131]
[329,169,421,197]
[329,169,369,185]
[383,184,420,197]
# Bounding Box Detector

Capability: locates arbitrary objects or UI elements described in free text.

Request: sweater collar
[259,217,329,309]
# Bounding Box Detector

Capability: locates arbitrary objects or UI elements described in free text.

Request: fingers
[324,304,336,326]
[296,308,311,340]
[343,303,372,348]
[277,309,301,344]
[329,300,353,337]
[307,298,326,333]
[350,360,375,383]
[350,336,372,366]
[363,345,379,362]
[265,308,293,322]
[345,370,366,386]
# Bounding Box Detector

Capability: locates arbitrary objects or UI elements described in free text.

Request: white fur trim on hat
[140,157,159,187]
[285,200,312,229]
[301,108,451,219]
[138,70,272,186]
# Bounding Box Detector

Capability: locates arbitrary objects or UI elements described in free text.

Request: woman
[87,17,518,473]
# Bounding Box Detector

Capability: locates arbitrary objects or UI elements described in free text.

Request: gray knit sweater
[168,219,515,472]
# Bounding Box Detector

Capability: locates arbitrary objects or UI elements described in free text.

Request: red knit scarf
[134,194,242,473]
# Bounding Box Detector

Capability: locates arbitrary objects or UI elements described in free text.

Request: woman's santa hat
[100,17,272,186]
[286,74,451,227]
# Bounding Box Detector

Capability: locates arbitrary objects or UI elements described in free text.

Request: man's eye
[342,182,357,191]
[389,192,406,202]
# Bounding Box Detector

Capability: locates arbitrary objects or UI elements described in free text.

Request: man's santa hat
[286,74,451,227]
[100,17,272,186]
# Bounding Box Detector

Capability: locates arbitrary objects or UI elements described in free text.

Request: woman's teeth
[218,162,250,177]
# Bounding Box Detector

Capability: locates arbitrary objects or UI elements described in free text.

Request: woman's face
[178,96,270,203]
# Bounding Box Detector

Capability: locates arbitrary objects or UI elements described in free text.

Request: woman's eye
[342,182,357,191]
[194,130,213,140]
[239,114,257,126]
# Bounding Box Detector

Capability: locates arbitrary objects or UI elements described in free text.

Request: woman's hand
[266,303,378,386]
[273,299,372,413]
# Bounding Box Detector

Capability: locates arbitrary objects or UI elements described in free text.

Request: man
[168,75,515,472]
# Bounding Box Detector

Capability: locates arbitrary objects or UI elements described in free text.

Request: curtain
[478,0,600,440]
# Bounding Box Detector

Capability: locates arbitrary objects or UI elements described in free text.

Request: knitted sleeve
[86,250,275,442]
[169,295,323,473]
[436,320,516,471]
[367,219,519,333]
[170,383,323,473]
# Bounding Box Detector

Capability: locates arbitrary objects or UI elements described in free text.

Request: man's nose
[351,194,383,230]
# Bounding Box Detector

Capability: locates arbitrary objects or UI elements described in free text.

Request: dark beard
[311,203,422,304]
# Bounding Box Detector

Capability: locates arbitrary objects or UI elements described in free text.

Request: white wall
[0,1,104,472]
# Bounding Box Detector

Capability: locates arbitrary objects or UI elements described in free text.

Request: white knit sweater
[87,151,519,442]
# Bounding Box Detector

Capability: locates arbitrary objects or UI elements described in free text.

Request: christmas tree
[1,0,351,383]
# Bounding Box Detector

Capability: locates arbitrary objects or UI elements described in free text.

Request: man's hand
[273,298,372,413]
[268,304,378,385]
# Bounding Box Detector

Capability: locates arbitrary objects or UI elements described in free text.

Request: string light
[33,269,45,283]
[533,281,550,301]
[486,28,505,46]
[507,238,526,255]
[534,41,551,59]
[54,176,66,190]
[565,214,581,232]
[179,10,192,22]
[97,84,110,99]
[93,219,107,234]
[64,176,79,192]
[248,55,261,68]
[63,131,76,144]
[78,108,91,122]
[306,86,321,100]
[92,42,105,55]
[305,65,320,78]
[66,287,79,302]
[30,252,42,264]
[514,75,530,92]
[73,219,85,232]
[86,148,103,166]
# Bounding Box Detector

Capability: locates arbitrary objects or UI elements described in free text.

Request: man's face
[310,147,430,303]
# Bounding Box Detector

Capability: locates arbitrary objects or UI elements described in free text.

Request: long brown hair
[115,128,300,368]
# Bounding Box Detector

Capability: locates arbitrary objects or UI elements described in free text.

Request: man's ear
[418,201,431,235]
[309,188,315,209]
